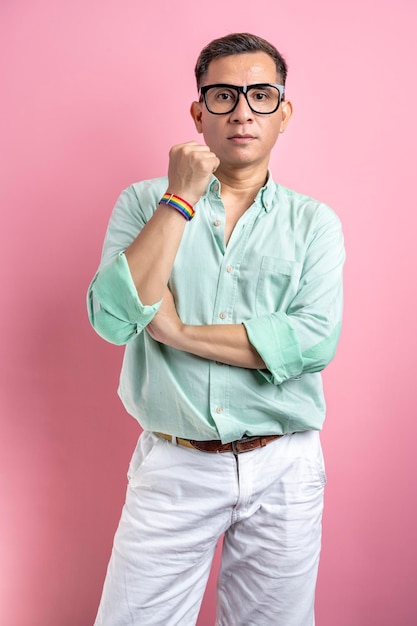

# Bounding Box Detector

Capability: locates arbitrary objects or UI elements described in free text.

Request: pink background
[1,1,416,624]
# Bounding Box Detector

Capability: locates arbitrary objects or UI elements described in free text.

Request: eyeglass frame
[199,83,285,115]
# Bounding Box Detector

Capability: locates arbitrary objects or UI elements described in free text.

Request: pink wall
[1,1,416,624]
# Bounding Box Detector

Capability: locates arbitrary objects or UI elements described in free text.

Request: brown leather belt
[155,432,283,454]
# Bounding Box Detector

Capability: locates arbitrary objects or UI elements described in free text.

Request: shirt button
[226,265,233,273]
[219,312,227,319]
[212,184,219,192]
[214,219,221,227]
[215,407,223,414]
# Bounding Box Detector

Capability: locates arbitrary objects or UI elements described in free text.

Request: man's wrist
[165,189,201,208]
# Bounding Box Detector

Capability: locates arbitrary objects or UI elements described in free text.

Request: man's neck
[214,165,270,244]
[215,164,269,204]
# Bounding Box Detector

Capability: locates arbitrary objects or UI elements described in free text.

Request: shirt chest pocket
[255,256,302,316]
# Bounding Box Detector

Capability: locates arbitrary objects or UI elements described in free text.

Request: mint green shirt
[87,174,344,443]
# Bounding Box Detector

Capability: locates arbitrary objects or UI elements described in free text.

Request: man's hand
[167,141,220,207]
[146,287,183,347]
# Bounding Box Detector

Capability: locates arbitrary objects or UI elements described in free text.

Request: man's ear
[190,101,203,133]
[279,100,293,133]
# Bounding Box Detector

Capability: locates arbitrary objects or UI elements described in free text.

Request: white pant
[94,430,326,626]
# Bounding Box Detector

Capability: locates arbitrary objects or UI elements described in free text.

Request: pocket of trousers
[313,451,327,488]
[293,431,327,489]
[127,431,162,486]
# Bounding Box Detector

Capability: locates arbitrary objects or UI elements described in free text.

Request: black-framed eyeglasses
[200,83,285,115]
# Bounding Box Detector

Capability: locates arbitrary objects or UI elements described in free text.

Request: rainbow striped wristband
[159,193,195,221]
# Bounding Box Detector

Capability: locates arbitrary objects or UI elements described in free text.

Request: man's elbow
[301,324,342,373]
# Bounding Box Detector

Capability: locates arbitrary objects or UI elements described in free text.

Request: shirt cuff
[89,252,161,331]
[243,312,303,385]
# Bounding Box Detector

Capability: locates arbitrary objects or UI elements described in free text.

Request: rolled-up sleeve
[87,181,167,345]
[87,252,161,345]
[243,211,345,385]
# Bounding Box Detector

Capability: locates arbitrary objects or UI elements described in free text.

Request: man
[88,32,345,626]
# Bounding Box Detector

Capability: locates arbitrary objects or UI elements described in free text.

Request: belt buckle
[231,440,240,456]
[231,435,256,455]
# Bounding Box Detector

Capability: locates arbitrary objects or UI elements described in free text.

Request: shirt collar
[206,170,276,213]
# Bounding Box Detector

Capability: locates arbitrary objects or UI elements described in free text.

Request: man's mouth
[228,134,256,141]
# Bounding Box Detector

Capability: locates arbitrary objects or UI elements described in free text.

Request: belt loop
[172,436,178,446]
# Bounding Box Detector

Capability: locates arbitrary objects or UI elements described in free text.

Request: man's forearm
[145,288,265,369]
[170,323,266,369]
[124,205,187,305]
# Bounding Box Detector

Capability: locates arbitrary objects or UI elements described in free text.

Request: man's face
[191,51,292,173]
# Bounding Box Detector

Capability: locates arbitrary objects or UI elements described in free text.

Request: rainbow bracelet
[159,193,195,221]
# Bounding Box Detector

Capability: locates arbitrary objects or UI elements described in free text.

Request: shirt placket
[208,199,264,441]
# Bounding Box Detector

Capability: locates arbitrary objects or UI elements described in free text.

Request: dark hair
[194,32,288,90]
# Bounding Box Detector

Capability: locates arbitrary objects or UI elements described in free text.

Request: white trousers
[94,430,326,626]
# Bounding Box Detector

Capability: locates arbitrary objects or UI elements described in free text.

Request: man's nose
[231,93,253,122]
